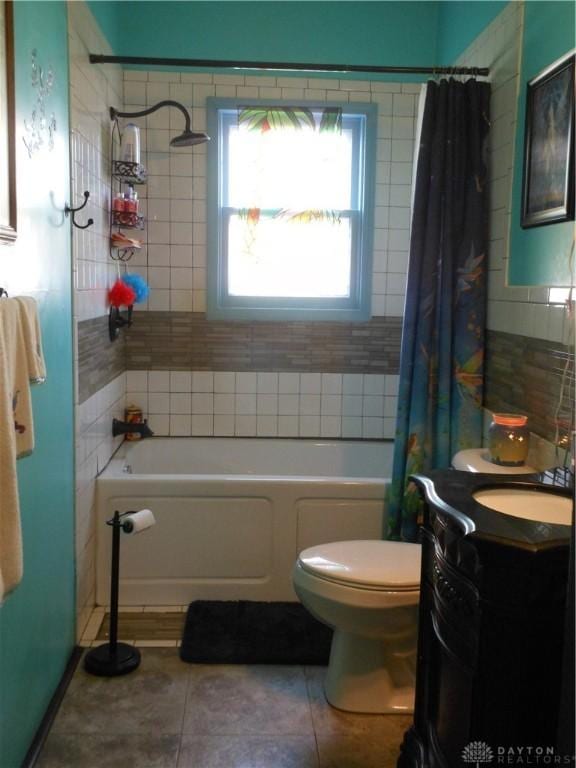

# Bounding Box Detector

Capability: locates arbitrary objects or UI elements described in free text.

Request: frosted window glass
[227,124,353,210]
[228,215,352,298]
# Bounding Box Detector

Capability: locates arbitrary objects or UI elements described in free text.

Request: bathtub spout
[112,418,154,439]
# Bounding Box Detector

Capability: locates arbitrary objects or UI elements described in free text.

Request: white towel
[15,297,46,384]
[0,296,46,600]
[0,299,29,600]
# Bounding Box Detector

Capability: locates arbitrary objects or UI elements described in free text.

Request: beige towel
[0,299,30,600]
[15,297,46,384]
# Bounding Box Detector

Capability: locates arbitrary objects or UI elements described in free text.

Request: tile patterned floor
[37,650,413,768]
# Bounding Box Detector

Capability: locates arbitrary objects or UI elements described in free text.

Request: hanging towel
[0,299,31,600]
[15,297,46,384]
[0,299,35,459]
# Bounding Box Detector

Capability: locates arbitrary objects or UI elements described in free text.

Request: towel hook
[65,191,94,230]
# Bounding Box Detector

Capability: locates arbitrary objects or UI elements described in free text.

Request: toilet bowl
[292,540,421,714]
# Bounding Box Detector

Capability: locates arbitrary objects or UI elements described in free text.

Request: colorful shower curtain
[387,78,491,542]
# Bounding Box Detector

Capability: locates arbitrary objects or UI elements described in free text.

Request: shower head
[110,101,210,148]
[170,130,210,147]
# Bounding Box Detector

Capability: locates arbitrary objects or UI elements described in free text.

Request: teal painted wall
[88,1,440,80]
[87,1,534,83]
[86,0,122,57]
[0,3,75,767]
[437,1,509,64]
[509,1,575,286]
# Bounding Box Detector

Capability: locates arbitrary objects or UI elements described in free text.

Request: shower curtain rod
[88,54,489,77]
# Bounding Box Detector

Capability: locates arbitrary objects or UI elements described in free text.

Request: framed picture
[0,0,16,244]
[521,52,575,229]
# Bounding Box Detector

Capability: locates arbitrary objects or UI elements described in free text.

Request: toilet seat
[293,562,420,610]
[297,540,421,592]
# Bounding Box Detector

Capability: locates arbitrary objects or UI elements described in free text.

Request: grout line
[178,642,194,737]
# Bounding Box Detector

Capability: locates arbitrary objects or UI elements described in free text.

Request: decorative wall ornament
[22,48,57,157]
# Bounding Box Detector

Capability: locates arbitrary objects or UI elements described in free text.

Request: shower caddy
[110,159,146,262]
[108,118,147,341]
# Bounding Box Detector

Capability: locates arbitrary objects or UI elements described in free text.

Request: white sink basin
[473,488,572,526]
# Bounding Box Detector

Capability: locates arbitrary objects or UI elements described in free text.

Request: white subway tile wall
[123,72,418,317]
[126,371,399,440]
[74,373,126,638]
[69,4,124,325]
[456,2,573,347]
[69,2,126,638]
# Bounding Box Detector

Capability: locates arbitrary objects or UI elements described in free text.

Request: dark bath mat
[180,601,332,665]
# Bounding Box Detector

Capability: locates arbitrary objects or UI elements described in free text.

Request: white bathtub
[96,438,392,606]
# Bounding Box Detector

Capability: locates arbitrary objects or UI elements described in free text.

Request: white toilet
[293,539,421,714]
[293,449,537,715]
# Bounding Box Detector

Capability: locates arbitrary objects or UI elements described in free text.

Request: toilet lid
[298,540,421,590]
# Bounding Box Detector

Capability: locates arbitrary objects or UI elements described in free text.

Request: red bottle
[112,194,125,212]
[124,185,138,214]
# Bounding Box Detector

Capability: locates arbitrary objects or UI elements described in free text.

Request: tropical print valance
[238,208,341,225]
[238,106,343,134]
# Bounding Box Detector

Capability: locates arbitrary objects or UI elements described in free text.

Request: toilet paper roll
[122,509,155,534]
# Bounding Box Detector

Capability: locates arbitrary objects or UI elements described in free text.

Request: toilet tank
[451,448,536,474]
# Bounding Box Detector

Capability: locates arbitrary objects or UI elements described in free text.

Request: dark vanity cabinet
[398,471,572,768]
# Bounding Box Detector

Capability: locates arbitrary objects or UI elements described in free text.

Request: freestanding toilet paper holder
[84,511,142,677]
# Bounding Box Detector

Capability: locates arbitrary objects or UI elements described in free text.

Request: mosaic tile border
[78,315,126,404]
[123,312,402,374]
[485,330,574,445]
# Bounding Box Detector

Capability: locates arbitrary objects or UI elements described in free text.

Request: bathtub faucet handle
[112,418,154,439]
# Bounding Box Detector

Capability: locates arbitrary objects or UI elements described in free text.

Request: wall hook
[109,304,133,342]
[65,190,94,229]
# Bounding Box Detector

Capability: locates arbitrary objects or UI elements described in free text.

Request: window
[207,99,376,321]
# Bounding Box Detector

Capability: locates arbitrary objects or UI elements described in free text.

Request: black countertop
[411,470,573,551]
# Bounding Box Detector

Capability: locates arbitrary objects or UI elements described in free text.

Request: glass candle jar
[488,413,530,466]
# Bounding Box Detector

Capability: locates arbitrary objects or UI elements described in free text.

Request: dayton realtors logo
[462,743,575,766]
[462,741,494,768]
[496,747,574,764]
